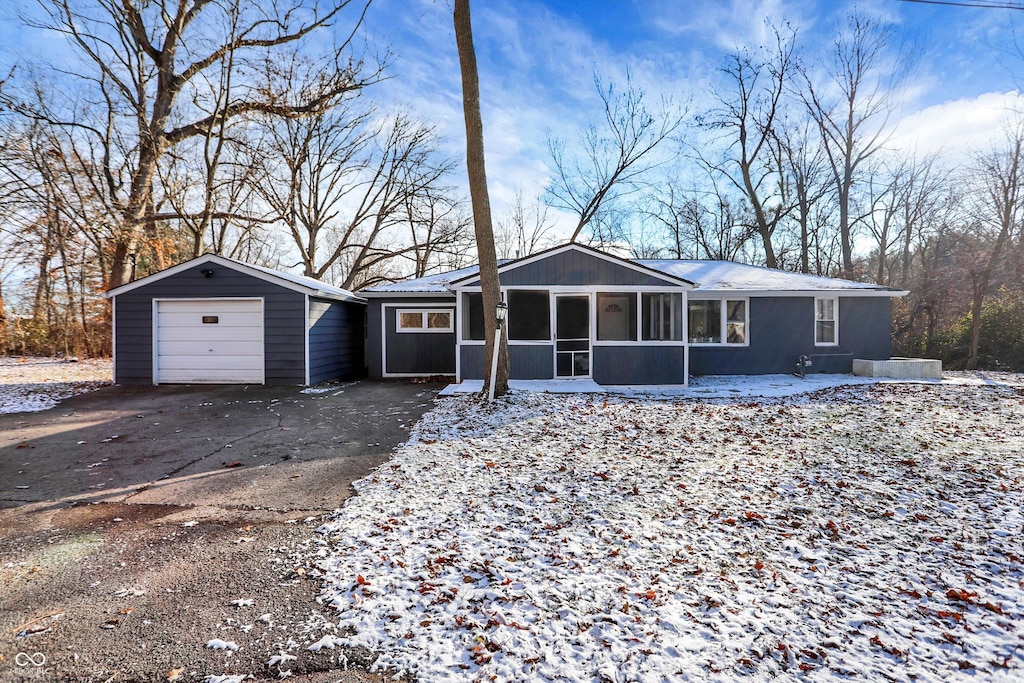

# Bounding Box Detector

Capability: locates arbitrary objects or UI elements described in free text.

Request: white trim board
[106,253,364,303]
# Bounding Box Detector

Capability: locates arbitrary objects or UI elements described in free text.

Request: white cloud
[890,91,1024,161]
[648,0,816,50]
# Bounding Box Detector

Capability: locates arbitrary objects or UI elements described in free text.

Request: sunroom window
[642,293,683,341]
[597,293,637,341]
[462,292,484,341]
[507,290,550,341]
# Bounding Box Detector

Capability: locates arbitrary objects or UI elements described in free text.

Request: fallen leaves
[314,382,1024,682]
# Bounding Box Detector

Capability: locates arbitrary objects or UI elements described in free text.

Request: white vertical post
[487,322,502,403]
[488,300,508,403]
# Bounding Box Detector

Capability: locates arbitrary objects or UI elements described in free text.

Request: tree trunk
[454,0,508,397]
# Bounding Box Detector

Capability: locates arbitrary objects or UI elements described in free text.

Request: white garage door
[155,299,264,384]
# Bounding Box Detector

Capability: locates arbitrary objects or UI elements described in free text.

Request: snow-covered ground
[315,379,1024,682]
[0,357,112,414]
[442,371,1024,399]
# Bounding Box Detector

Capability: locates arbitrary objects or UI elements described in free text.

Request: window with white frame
[815,297,838,345]
[726,300,746,344]
[642,293,683,341]
[597,293,637,341]
[397,309,453,333]
[507,290,551,340]
[687,298,748,345]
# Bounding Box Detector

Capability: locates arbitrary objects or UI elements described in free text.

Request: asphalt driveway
[0,379,444,682]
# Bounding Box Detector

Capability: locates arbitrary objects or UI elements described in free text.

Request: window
[397,309,453,333]
[726,300,746,344]
[815,297,838,345]
[507,290,550,341]
[597,293,637,341]
[642,293,683,341]
[688,299,748,345]
[687,300,721,343]
[463,292,485,340]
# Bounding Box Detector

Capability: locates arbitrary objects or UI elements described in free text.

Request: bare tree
[0,111,111,355]
[253,98,457,289]
[155,42,269,261]
[800,12,907,280]
[403,186,474,279]
[961,120,1024,369]
[700,27,796,268]
[495,189,557,259]
[454,0,507,397]
[862,153,950,286]
[13,0,381,288]
[775,115,832,273]
[639,181,755,261]
[546,70,685,245]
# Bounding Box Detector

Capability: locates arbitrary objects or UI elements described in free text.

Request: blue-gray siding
[689,296,891,375]
[308,297,365,384]
[462,250,684,288]
[367,298,456,376]
[460,344,554,380]
[593,346,687,384]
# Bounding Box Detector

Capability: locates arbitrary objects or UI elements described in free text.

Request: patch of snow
[307,634,347,652]
[315,381,1024,682]
[267,652,298,667]
[0,357,111,414]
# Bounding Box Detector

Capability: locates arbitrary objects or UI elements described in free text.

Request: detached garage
[105,254,366,386]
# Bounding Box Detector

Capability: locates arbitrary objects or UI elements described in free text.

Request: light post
[487,300,508,402]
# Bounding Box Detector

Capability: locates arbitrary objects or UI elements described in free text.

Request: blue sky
[356,0,1024,222]
[2,0,1023,234]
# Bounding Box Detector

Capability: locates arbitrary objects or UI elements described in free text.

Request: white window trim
[686,297,750,347]
[396,308,454,333]
[814,297,839,346]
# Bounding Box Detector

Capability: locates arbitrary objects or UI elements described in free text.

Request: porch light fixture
[488,300,509,402]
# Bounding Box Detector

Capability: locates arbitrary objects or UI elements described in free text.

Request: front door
[555,295,590,378]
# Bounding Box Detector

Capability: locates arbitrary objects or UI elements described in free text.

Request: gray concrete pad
[0,379,443,682]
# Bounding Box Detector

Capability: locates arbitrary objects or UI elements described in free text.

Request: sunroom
[448,246,695,385]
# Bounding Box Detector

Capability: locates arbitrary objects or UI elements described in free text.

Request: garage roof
[104,254,365,303]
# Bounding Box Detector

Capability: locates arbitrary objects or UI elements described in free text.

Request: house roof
[360,264,479,295]
[639,260,906,295]
[360,246,907,297]
[447,243,696,289]
[104,253,365,303]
